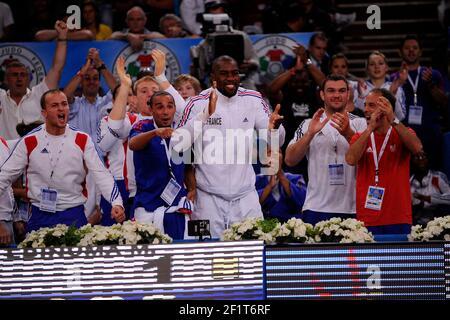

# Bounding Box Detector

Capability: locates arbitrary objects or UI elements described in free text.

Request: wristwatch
[306,58,313,68]
[391,118,400,126]
[96,63,106,72]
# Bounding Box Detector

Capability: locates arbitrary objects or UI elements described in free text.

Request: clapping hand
[116,56,132,88]
[269,104,283,130]
[208,81,218,116]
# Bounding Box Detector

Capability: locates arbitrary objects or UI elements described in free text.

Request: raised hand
[111,205,125,223]
[151,49,166,77]
[116,56,132,88]
[307,108,329,135]
[368,108,384,131]
[208,81,218,116]
[55,20,68,39]
[422,67,433,83]
[80,58,92,75]
[376,96,394,123]
[269,104,284,130]
[357,79,367,97]
[88,48,102,68]
[330,111,351,138]
[398,62,408,84]
[293,44,307,64]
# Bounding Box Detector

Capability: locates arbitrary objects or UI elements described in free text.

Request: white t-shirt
[289,112,367,214]
[0,2,14,38]
[0,81,48,140]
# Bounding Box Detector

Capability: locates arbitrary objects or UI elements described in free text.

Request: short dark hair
[5,61,27,72]
[211,55,238,74]
[309,32,328,47]
[369,88,396,110]
[399,34,422,50]
[320,74,349,91]
[40,89,64,109]
[147,90,174,107]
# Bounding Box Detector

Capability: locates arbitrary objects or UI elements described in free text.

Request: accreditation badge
[364,185,385,211]
[160,178,182,206]
[39,187,58,213]
[328,163,345,185]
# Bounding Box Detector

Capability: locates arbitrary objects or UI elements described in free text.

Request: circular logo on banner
[0,45,46,88]
[253,35,298,83]
[114,41,181,83]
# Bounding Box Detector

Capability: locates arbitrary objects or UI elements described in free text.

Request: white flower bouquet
[275,218,315,244]
[222,217,281,244]
[313,217,375,243]
[408,215,450,242]
[19,221,172,248]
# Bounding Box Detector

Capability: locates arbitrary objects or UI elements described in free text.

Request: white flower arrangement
[222,217,281,244]
[275,218,315,244]
[19,221,172,248]
[313,217,375,243]
[408,215,450,242]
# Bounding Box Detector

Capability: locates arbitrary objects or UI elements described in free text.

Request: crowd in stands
[0,0,450,246]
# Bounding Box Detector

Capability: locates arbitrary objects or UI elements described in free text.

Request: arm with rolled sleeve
[82,136,123,208]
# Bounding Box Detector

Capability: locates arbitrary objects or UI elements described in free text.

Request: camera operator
[190,0,259,90]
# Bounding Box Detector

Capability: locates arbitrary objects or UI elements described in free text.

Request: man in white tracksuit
[172,55,285,238]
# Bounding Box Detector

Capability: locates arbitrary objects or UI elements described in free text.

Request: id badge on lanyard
[364,185,385,210]
[365,128,392,211]
[161,177,182,206]
[407,67,423,125]
[40,187,58,213]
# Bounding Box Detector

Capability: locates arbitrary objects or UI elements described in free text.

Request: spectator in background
[173,74,202,101]
[278,0,307,33]
[346,88,423,235]
[299,0,333,37]
[82,1,112,40]
[34,8,95,41]
[354,51,406,121]
[143,0,175,32]
[308,32,330,76]
[110,6,165,52]
[256,149,306,223]
[159,13,199,38]
[0,1,14,41]
[266,44,323,156]
[0,20,67,140]
[391,35,448,171]
[179,0,205,36]
[64,48,116,146]
[410,151,450,225]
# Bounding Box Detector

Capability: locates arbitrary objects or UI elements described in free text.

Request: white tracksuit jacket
[0,137,14,221]
[98,112,138,197]
[0,125,122,211]
[173,87,285,200]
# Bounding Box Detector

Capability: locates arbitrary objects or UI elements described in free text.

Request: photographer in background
[190,0,259,90]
